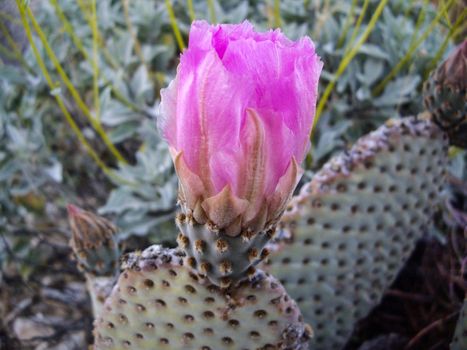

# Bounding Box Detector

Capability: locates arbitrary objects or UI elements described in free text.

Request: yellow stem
[15,0,120,182]
[343,0,370,55]
[273,0,281,28]
[313,0,389,136]
[49,0,140,113]
[49,0,89,61]
[122,0,146,67]
[336,0,358,49]
[76,0,120,70]
[409,0,430,48]
[425,9,467,77]
[451,8,467,42]
[26,5,128,164]
[91,0,100,121]
[165,0,185,51]
[0,21,34,73]
[187,0,196,21]
[373,0,456,96]
[439,0,452,27]
[207,0,217,23]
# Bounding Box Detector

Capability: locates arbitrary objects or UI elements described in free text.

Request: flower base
[176,213,275,288]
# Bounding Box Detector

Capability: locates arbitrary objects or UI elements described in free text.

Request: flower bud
[67,204,119,276]
[423,40,466,148]
[159,20,322,236]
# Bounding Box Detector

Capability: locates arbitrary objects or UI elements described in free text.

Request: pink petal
[159,20,323,232]
[158,75,179,146]
[268,157,301,224]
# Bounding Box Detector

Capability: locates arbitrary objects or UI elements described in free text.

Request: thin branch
[165,0,186,51]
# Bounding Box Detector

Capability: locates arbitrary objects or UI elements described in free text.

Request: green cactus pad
[261,117,449,349]
[176,214,273,288]
[451,299,467,350]
[93,245,312,350]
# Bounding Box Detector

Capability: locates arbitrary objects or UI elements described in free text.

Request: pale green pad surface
[177,216,272,287]
[451,298,467,350]
[94,245,311,350]
[262,117,449,349]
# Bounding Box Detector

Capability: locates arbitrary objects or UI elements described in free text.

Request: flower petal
[159,20,322,234]
[173,150,206,209]
[268,157,301,224]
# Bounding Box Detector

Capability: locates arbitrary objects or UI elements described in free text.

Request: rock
[13,317,54,341]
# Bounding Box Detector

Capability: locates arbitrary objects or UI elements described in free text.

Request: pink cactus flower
[159,20,322,236]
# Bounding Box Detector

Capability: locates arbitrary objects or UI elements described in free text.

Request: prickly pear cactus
[261,117,449,349]
[176,213,273,288]
[451,298,467,350]
[93,245,312,350]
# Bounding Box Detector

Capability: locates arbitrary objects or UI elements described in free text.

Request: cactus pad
[94,245,311,350]
[451,299,467,350]
[176,213,273,288]
[261,117,449,349]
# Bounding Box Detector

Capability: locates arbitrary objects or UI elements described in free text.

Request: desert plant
[2,1,465,349]
[64,28,466,350]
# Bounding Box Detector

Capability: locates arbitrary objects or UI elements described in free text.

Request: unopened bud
[67,204,119,276]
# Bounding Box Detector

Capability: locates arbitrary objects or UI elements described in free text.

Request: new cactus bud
[67,204,119,277]
[158,20,322,286]
[423,40,467,148]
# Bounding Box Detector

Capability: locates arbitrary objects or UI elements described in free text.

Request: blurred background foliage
[0,0,465,287]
